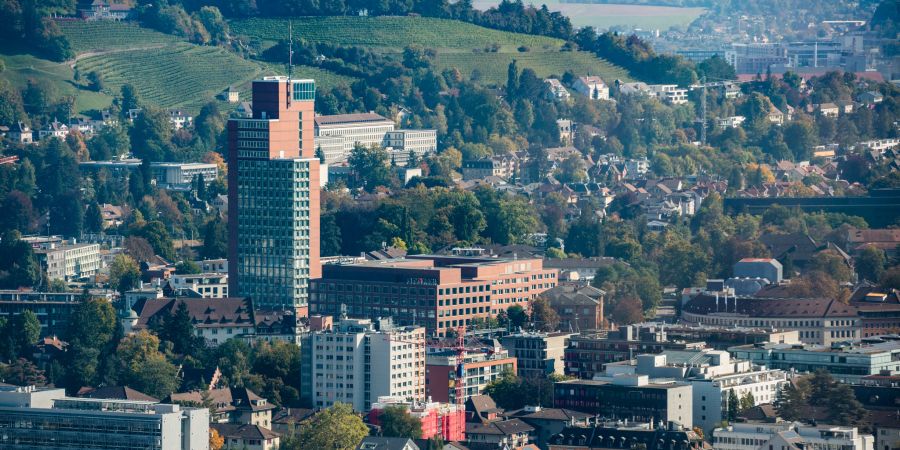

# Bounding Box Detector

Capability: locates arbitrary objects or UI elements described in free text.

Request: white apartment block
[34,241,102,282]
[714,422,874,450]
[606,350,788,434]
[303,318,426,412]
[168,273,229,298]
[648,84,689,104]
[0,385,209,450]
[151,162,219,190]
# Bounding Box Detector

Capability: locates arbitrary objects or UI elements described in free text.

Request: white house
[573,76,609,100]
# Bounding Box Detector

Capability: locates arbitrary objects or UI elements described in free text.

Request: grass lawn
[471,0,705,30]
[0,52,114,113]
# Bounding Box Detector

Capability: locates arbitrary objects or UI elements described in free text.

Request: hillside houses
[573,76,609,100]
[544,78,571,100]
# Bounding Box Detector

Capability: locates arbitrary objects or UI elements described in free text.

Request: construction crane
[453,326,467,409]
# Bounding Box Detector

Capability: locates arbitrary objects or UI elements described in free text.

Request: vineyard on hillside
[59,20,179,54]
[231,16,564,51]
[76,43,261,110]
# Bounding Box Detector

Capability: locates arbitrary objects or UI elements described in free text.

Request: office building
[314,113,437,165]
[729,336,900,383]
[554,376,693,428]
[425,346,517,404]
[733,258,783,284]
[713,422,874,450]
[542,283,605,332]
[301,318,426,412]
[227,76,321,309]
[502,332,574,378]
[31,239,101,282]
[725,43,789,74]
[309,255,558,337]
[383,129,438,157]
[605,349,788,433]
[368,397,465,441]
[0,384,209,450]
[564,326,707,379]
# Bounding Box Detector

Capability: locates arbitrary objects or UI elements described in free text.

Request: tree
[109,254,141,295]
[777,370,868,427]
[881,266,900,291]
[3,358,47,386]
[349,144,394,192]
[201,216,227,259]
[0,230,40,289]
[530,297,560,332]
[85,201,104,233]
[8,310,40,357]
[727,389,740,422]
[506,304,528,330]
[158,301,204,357]
[209,429,224,450]
[740,391,755,413]
[124,236,155,263]
[379,405,423,439]
[609,296,643,325]
[856,245,886,282]
[65,296,118,388]
[808,250,852,283]
[135,221,175,261]
[117,331,179,399]
[290,402,368,450]
[696,55,736,81]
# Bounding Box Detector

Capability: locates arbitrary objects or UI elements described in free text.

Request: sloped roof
[466,418,534,436]
[683,294,857,318]
[134,297,254,330]
[315,113,392,127]
[357,437,419,450]
[210,423,280,440]
[507,407,592,422]
[78,386,158,402]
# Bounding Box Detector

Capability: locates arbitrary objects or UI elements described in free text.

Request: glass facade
[0,409,166,449]
[236,158,314,307]
[292,81,315,101]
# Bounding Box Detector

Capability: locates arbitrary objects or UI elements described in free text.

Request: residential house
[858,91,884,105]
[357,437,419,450]
[466,419,534,449]
[222,86,240,103]
[648,84,689,104]
[817,102,840,118]
[168,386,275,428]
[573,76,609,100]
[544,79,571,100]
[717,116,746,129]
[506,406,592,449]
[558,119,573,145]
[38,119,69,140]
[100,204,125,229]
[167,109,193,129]
[8,122,32,144]
[768,105,785,125]
[542,283,605,331]
[211,423,280,450]
[846,227,900,259]
[79,0,135,20]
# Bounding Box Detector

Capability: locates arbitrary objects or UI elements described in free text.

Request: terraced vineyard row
[76,43,261,110]
[59,20,179,54]
[433,51,632,85]
[231,16,563,51]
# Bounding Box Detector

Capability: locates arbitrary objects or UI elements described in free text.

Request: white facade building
[383,129,438,158]
[169,273,229,298]
[714,422,874,450]
[314,113,437,165]
[0,385,209,450]
[151,162,219,189]
[302,318,426,412]
[606,349,788,434]
[32,240,102,282]
[573,76,609,100]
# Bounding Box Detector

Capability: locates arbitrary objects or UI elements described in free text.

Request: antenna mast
[288,20,293,79]
[700,76,707,146]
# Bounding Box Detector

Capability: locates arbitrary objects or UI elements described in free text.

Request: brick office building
[227,76,321,309]
[308,255,557,336]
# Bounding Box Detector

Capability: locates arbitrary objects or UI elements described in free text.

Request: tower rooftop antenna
[288,20,293,79]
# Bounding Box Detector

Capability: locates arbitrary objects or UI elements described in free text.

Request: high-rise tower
[227,76,320,309]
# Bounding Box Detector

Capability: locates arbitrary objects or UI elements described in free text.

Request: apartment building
[314,113,437,165]
[152,162,219,190]
[300,318,426,412]
[308,255,557,337]
[606,349,789,433]
[573,76,609,100]
[729,337,900,383]
[168,273,229,298]
[0,289,114,336]
[0,385,209,450]
[554,376,693,428]
[32,240,101,282]
[648,84,689,104]
[368,396,465,441]
[502,332,575,378]
[551,421,705,450]
[227,76,321,309]
[713,422,874,450]
[425,347,517,403]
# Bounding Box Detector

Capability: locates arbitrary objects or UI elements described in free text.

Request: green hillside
[433,51,632,85]
[0,53,114,113]
[231,16,563,52]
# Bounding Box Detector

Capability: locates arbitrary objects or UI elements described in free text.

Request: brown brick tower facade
[227,76,320,309]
